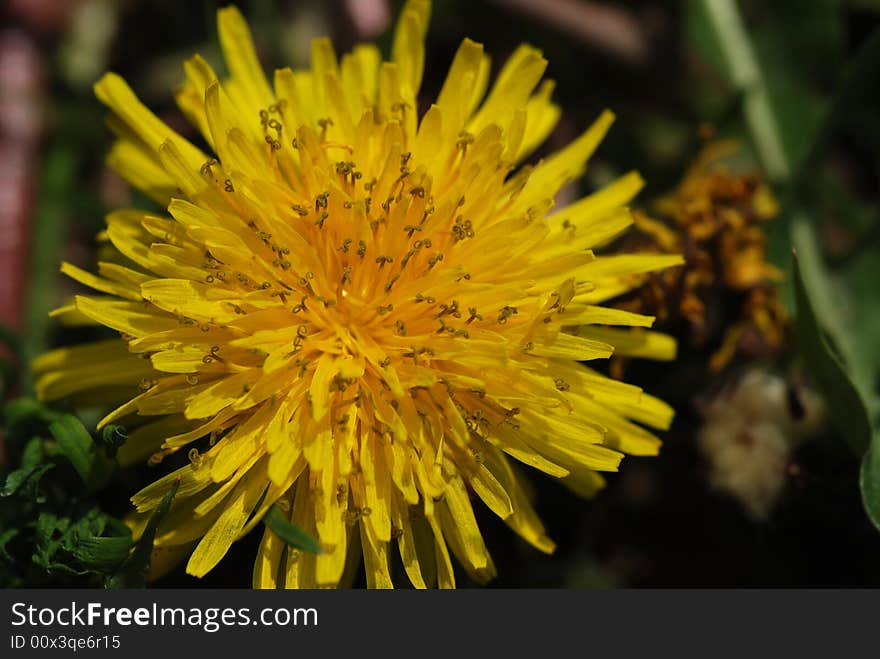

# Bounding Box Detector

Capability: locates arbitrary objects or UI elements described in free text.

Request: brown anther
[466,307,482,324]
[437,300,460,318]
[497,305,518,324]
[452,216,475,242]
[317,117,334,139]
[400,250,416,268]
[200,158,218,177]
[456,131,474,152]
[292,296,308,313]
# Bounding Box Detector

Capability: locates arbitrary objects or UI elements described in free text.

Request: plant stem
[701,0,790,181]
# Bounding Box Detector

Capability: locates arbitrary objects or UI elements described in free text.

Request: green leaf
[769,27,880,281]
[2,437,51,500]
[26,508,133,579]
[32,513,72,573]
[698,0,790,181]
[3,398,58,431]
[21,145,77,393]
[72,517,132,572]
[792,248,872,455]
[1,463,54,498]
[20,436,45,469]
[106,477,179,588]
[263,504,322,554]
[0,529,19,562]
[861,442,880,531]
[48,414,113,491]
[753,0,844,80]
[785,28,880,205]
[74,535,132,571]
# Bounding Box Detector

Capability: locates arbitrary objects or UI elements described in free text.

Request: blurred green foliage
[1,399,131,586]
[2,0,879,587]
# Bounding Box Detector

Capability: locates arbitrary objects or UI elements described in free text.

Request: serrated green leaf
[72,519,132,571]
[793,249,872,455]
[74,536,132,570]
[0,437,47,498]
[48,414,113,491]
[0,463,54,498]
[33,513,69,571]
[263,504,321,554]
[29,508,132,578]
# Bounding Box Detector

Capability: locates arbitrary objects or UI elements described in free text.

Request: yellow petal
[186,465,266,577]
[217,6,274,111]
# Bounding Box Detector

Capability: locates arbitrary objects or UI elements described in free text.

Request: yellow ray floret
[35,1,680,588]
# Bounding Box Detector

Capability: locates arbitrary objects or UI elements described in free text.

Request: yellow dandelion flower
[34,2,681,588]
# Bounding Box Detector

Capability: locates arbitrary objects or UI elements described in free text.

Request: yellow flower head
[35,1,680,588]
